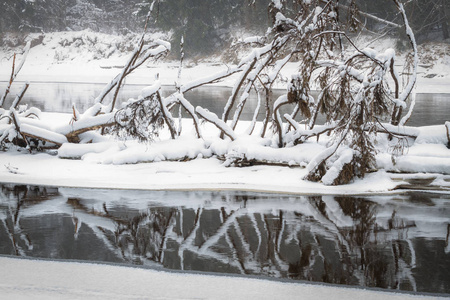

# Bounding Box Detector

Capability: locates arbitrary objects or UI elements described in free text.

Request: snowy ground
[0,257,445,300]
[1,112,449,194]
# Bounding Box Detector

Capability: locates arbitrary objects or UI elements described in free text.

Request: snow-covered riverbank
[2,256,443,300]
[0,30,449,193]
[0,114,449,194]
[1,30,449,93]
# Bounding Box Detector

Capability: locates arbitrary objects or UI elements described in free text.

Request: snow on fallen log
[306,145,338,173]
[415,125,450,144]
[376,123,420,138]
[220,137,324,167]
[15,115,51,131]
[56,113,116,137]
[20,123,68,145]
[377,153,450,175]
[85,137,209,165]
[58,142,123,159]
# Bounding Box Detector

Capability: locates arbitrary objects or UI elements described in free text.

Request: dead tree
[0,42,30,108]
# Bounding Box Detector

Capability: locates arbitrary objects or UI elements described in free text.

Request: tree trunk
[441,0,449,39]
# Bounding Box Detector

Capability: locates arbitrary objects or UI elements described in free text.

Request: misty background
[0,0,448,56]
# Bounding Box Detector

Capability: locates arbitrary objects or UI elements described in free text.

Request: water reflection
[1,81,448,126]
[0,184,449,294]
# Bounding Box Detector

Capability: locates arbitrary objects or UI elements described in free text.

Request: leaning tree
[207,0,418,185]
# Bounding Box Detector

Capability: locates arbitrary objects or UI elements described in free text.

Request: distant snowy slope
[0,31,449,93]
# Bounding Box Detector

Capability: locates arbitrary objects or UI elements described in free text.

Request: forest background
[1,0,449,56]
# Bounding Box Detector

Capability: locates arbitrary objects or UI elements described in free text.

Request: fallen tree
[2,0,448,185]
[0,5,170,150]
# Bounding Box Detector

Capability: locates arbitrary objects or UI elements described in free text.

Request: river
[0,184,449,294]
[1,81,449,126]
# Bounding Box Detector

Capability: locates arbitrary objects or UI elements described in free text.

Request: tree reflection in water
[0,185,449,294]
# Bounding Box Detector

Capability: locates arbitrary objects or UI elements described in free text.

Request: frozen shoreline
[1,144,449,196]
[0,150,398,195]
[0,256,444,300]
[0,112,449,195]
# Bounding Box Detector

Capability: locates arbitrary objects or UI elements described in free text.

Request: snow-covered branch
[0,42,30,108]
[196,107,236,141]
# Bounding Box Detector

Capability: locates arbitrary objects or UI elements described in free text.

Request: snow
[415,125,449,144]
[243,36,264,44]
[377,153,450,174]
[196,106,237,140]
[272,0,283,10]
[140,80,161,98]
[0,257,436,300]
[321,148,354,185]
[56,113,115,136]
[20,123,68,145]
[58,142,124,159]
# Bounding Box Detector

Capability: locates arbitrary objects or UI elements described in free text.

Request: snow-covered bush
[113,92,166,143]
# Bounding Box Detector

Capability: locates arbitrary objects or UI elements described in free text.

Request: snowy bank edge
[1,170,448,196]
[0,256,445,300]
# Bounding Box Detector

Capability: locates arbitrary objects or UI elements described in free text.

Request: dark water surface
[0,81,449,126]
[1,184,449,294]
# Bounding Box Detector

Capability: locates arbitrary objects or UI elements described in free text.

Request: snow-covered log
[2,108,67,149]
[321,148,355,185]
[20,124,68,146]
[283,112,303,132]
[57,113,116,143]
